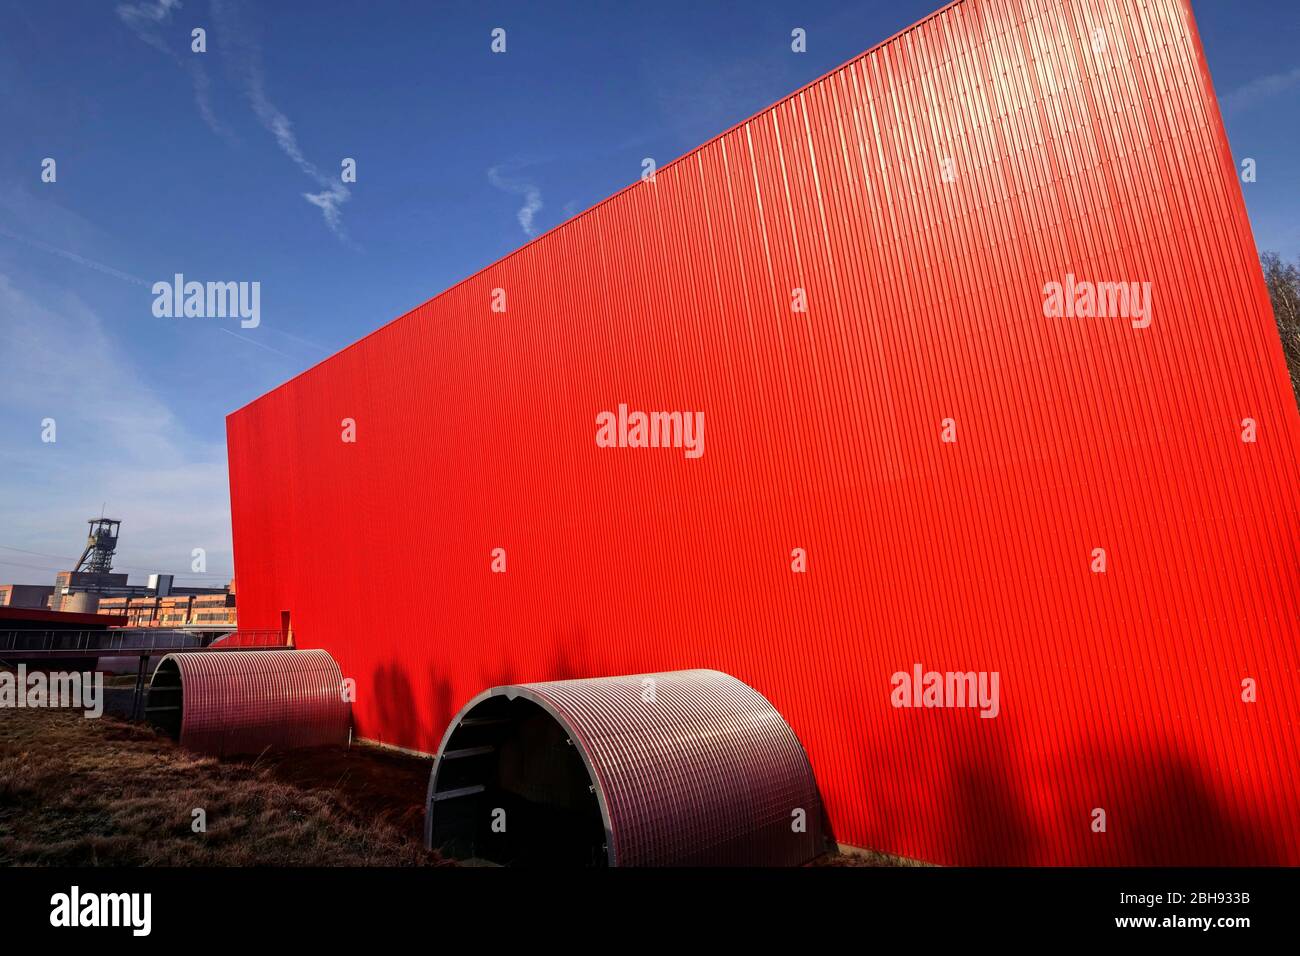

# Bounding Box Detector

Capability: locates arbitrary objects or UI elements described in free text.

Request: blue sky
[0,0,1297,587]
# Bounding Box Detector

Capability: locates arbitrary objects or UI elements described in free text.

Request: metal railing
[0,629,292,721]
[0,628,286,657]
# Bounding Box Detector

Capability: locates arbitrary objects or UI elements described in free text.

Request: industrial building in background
[0,517,235,635]
[226,0,1298,866]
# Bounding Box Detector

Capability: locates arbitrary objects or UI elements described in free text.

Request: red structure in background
[227,0,1300,864]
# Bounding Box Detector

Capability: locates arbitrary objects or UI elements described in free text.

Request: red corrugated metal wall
[227,0,1300,865]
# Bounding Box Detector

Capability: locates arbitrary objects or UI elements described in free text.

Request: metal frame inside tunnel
[425,687,615,866]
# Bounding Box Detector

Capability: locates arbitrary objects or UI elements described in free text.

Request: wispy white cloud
[487,165,544,237]
[115,0,183,54]
[646,47,781,148]
[1222,66,1300,115]
[245,75,350,238]
[116,0,232,140]
[0,224,150,286]
[217,325,296,360]
[212,0,351,241]
[0,187,332,361]
[0,274,233,585]
[117,0,350,240]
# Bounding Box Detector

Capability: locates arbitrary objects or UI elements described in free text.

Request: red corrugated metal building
[227,0,1300,864]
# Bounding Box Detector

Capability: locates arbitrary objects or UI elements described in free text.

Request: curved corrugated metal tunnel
[146,649,351,757]
[424,669,831,866]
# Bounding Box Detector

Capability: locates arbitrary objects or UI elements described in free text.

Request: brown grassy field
[0,708,445,866]
[0,705,912,866]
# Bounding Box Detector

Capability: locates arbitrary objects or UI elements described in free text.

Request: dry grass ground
[0,708,446,866]
[0,705,918,867]
[815,847,931,866]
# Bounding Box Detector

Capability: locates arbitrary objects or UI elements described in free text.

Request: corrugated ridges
[520,670,827,866]
[227,0,1300,864]
[151,649,350,756]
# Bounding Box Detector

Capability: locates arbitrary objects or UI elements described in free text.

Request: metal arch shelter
[424,670,830,867]
[227,0,1300,865]
[146,649,351,756]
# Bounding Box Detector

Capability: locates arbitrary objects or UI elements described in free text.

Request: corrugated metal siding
[149,649,350,756]
[227,0,1300,864]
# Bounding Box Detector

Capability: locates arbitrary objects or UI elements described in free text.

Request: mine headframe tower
[75,518,121,574]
